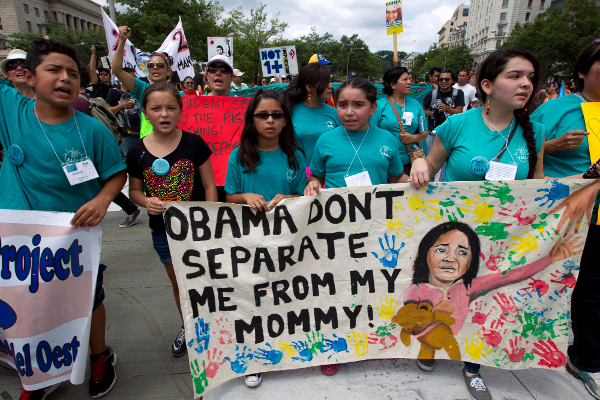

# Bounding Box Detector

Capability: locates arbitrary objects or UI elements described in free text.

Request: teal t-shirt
[0,85,126,212]
[371,97,428,164]
[310,125,404,189]
[436,108,544,182]
[291,102,340,163]
[530,94,589,177]
[224,147,307,201]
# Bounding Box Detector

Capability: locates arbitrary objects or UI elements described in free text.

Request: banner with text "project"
[0,210,101,391]
[166,180,598,397]
[259,46,298,77]
[177,96,249,186]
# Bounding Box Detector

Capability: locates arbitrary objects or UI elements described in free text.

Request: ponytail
[515,108,537,179]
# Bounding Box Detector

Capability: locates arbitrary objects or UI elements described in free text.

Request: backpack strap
[451,87,459,104]
[386,97,413,155]
[429,89,438,109]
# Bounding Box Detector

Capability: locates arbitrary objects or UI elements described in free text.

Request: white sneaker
[244,373,262,388]
[567,356,600,399]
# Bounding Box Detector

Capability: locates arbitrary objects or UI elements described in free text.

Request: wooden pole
[393,33,398,66]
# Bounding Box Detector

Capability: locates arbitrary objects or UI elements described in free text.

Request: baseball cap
[0,49,27,75]
[309,53,332,65]
[347,72,357,78]
[207,55,233,71]
[233,68,245,77]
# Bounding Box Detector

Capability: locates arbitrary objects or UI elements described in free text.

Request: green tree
[411,44,473,79]
[223,4,288,84]
[376,50,407,75]
[503,0,600,80]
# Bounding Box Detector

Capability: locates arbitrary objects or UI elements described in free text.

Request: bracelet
[145,198,150,207]
[424,158,434,176]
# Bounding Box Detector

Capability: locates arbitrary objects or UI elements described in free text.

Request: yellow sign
[386,0,403,35]
[581,102,600,164]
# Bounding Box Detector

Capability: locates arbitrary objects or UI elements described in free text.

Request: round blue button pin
[8,144,24,166]
[469,156,489,176]
[152,158,170,175]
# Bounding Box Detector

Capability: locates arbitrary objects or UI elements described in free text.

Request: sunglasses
[254,112,285,120]
[438,77,451,82]
[184,81,194,85]
[7,61,26,71]
[99,72,109,76]
[207,65,231,74]
[147,62,166,70]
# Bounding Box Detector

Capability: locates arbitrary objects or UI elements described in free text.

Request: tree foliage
[411,44,474,79]
[503,0,600,80]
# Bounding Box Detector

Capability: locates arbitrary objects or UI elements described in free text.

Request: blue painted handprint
[225,345,253,373]
[323,334,349,358]
[187,318,210,354]
[291,341,313,362]
[254,343,284,365]
[535,180,569,207]
[371,233,405,268]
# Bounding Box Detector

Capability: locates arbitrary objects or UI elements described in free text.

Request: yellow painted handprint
[462,196,495,223]
[386,215,415,237]
[347,331,369,357]
[507,231,538,257]
[407,193,440,221]
[376,296,399,320]
[278,341,296,358]
[465,334,488,361]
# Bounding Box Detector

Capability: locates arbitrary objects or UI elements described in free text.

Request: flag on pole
[559,81,566,97]
[156,18,195,81]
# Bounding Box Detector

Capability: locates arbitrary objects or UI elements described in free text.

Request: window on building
[34,7,39,16]
[525,12,531,21]
[44,10,49,19]
[54,12,58,21]
[527,0,533,8]
[23,4,29,13]
[540,0,545,8]
[497,40,502,49]
[26,21,32,32]
[463,8,469,17]
[502,0,509,8]
[37,24,42,33]
[500,12,507,21]
[498,26,505,36]
[0,18,3,30]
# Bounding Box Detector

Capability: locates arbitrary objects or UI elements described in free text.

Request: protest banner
[101,9,149,78]
[0,210,101,391]
[207,37,233,66]
[581,102,600,165]
[156,18,195,81]
[165,179,598,397]
[386,0,403,35]
[259,46,298,78]
[177,96,249,186]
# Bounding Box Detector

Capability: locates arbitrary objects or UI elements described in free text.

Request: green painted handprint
[190,359,209,395]
[306,331,325,356]
[480,181,515,205]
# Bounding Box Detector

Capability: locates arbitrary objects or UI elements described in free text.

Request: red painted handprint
[482,320,506,347]
[503,336,528,362]
[205,348,226,379]
[470,301,494,325]
[520,277,549,298]
[367,333,398,350]
[532,339,566,368]
[484,242,508,271]
[212,317,233,345]
[493,292,519,323]
[550,270,577,293]
[498,199,537,226]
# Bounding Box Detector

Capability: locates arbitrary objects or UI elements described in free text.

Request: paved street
[0,210,594,400]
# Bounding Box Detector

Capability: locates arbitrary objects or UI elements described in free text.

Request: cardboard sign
[166,179,599,397]
[207,37,233,66]
[386,0,403,35]
[581,102,600,164]
[177,96,249,185]
[259,46,298,77]
[0,210,101,391]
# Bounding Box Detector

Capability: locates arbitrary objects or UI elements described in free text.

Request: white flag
[156,18,195,81]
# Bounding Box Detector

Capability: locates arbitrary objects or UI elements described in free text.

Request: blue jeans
[464,362,480,374]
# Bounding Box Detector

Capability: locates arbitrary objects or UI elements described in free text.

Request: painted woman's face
[386,8,398,22]
[427,230,471,286]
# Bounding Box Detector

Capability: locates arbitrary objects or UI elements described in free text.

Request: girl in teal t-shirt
[371,66,428,168]
[225,89,306,214]
[283,63,339,163]
[409,46,547,399]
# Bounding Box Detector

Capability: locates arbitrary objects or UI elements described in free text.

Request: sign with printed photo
[386,0,403,35]
[259,46,298,78]
[207,37,233,66]
[166,179,598,397]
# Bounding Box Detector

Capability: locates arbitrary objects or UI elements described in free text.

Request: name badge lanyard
[343,126,369,177]
[483,116,519,181]
[487,117,518,165]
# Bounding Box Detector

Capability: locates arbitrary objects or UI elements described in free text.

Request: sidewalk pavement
[0,211,594,400]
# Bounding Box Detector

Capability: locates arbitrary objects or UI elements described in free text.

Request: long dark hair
[477,46,541,179]
[412,222,481,290]
[283,63,331,109]
[382,66,409,96]
[334,78,378,105]
[238,89,305,173]
[573,40,600,92]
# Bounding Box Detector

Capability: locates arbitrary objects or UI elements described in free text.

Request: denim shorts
[93,264,107,311]
[151,231,173,265]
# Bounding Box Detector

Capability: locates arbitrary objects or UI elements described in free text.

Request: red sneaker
[19,383,60,400]
[321,364,340,375]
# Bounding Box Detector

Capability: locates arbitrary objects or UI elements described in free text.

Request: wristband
[145,198,150,207]
[424,158,434,176]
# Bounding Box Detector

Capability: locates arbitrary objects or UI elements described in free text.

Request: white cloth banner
[0,210,101,390]
[101,9,149,78]
[156,18,195,81]
[166,180,598,397]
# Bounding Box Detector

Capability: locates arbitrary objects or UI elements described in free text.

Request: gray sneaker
[567,356,600,399]
[119,208,141,228]
[416,358,435,371]
[462,368,493,400]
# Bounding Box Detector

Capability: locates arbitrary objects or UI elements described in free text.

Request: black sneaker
[119,208,141,228]
[171,325,187,357]
[19,383,60,400]
[89,346,117,399]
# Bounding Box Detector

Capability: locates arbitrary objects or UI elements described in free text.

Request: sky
[96,0,469,54]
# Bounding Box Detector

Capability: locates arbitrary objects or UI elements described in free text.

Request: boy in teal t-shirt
[435,108,544,181]
[225,147,307,201]
[0,39,126,398]
[310,125,404,189]
[292,102,340,163]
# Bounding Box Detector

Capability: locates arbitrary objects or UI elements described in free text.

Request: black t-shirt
[422,88,466,130]
[126,132,213,232]
[106,88,141,133]
[91,82,115,100]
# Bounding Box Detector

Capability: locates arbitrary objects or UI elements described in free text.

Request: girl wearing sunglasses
[112,26,183,139]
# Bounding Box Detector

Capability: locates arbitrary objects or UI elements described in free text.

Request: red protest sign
[178,96,248,185]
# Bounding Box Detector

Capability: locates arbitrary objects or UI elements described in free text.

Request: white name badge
[62,158,99,186]
[402,112,414,126]
[485,161,517,181]
[344,171,372,187]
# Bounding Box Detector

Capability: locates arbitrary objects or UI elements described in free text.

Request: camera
[94,43,105,52]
